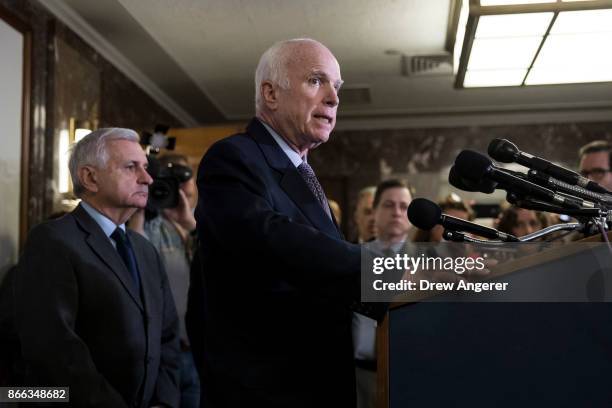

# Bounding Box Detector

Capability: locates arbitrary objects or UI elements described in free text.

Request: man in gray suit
[15,128,180,407]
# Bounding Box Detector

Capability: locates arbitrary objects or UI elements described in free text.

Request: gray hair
[254,38,321,114]
[358,186,377,199]
[69,127,140,197]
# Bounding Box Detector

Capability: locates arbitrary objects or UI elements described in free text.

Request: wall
[0,0,182,229]
[0,16,23,278]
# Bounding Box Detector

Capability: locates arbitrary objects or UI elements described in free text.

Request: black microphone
[488,138,610,194]
[448,165,496,193]
[407,198,519,242]
[455,150,593,210]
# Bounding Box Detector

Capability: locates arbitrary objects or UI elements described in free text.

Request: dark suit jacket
[191,118,375,408]
[14,204,180,408]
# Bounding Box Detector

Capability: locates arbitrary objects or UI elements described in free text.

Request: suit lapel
[73,205,144,310]
[128,231,153,324]
[248,119,342,239]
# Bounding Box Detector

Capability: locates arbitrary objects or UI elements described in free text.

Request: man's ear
[78,166,99,193]
[261,81,279,110]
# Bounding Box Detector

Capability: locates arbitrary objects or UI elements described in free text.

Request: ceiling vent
[338,85,371,105]
[401,53,453,77]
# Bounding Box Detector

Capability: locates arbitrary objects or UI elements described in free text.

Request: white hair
[358,186,377,198]
[69,127,140,197]
[254,38,322,114]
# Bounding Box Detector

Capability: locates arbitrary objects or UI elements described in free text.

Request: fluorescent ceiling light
[526,67,612,84]
[467,37,542,70]
[464,69,527,87]
[552,9,612,33]
[453,0,470,74]
[534,32,612,68]
[475,13,553,37]
[454,0,612,87]
[480,0,555,5]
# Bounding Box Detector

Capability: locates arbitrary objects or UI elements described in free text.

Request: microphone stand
[443,230,503,244]
[443,224,584,243]
[518,223,584,242]
[507,194,603,218]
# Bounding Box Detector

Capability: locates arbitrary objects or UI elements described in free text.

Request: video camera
[141,125,193,212]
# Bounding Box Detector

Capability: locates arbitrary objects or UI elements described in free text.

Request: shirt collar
[81,200,126,238]
[260,120,305,168]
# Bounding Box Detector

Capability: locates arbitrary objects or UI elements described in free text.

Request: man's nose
[324,85,339,108]
[140,167,153,185]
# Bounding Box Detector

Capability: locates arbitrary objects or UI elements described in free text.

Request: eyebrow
[310,70,344,89]
[123,159,148,166]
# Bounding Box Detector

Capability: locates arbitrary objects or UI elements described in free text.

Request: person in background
[413,193,475,243]
[496,206,549,238]
[578,140,612,191]
[14,128,179,407]
[353,186,377,243]
[1,211,68,387]
[329,198,342,227]
[353,179,413,408]
[130,153,200,408]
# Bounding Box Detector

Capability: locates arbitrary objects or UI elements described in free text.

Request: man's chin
[131,196,148,209]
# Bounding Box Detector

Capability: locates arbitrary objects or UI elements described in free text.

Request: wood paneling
[168,124,246,168]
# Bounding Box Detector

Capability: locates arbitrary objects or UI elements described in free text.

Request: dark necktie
[297,161,331,219]
[111,228,141,293]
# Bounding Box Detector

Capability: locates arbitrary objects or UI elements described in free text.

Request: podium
[376,233,612,407]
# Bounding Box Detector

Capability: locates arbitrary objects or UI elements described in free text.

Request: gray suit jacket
[14,204,180,408]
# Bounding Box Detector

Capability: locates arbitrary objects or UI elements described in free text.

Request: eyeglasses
[580,168,611,180]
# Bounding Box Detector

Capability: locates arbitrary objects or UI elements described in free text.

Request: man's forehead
[358,193,374,206]
[581,151,610,168]
[382,187,411,198]
[289,44,340,72]
[108,139,146,159]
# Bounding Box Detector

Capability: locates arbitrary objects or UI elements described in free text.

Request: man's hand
[163,189,196,232]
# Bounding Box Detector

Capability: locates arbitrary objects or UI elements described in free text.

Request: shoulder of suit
[210,131,257,153]
[128,229,157,252]
[29,213,77,236]
[200,131,264,171]
[22,215,80,254]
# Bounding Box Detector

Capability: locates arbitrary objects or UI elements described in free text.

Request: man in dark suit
[15,128,180,407]
[190,38,383,408]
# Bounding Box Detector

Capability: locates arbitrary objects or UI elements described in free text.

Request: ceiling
[43,0,612,129]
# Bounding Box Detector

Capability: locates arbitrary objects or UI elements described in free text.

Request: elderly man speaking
[189,38,385,408]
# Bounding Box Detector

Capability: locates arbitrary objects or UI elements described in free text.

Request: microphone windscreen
[455,150,492,182]
[488,138,518,163]
[448,166,477,191]
[449,166,496,193]
[407,198,441,230]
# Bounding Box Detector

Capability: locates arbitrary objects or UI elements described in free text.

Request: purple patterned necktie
[297,161,331,219]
